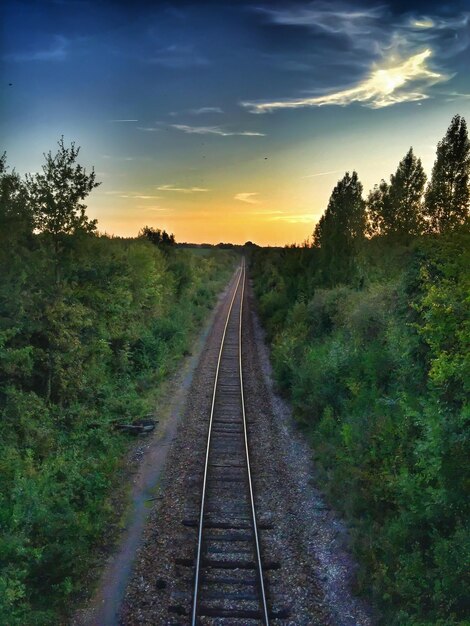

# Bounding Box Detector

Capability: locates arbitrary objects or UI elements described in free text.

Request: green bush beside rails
[251,230,469,626]
[0,228,236,623]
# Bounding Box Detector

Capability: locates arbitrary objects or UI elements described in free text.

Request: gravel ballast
[119,267,375,625]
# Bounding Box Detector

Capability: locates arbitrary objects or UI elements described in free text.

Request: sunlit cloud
[137,126,160,131]
[157,184,209,193]
[243,49,445,112]
[171,124,265,136]
[251,3,469,110]
[4,35,69,62]
[270,213,315,224]
[235,192,261,204]
[118,194,161,199]
[136,206,170,211]
[412,19,435,29]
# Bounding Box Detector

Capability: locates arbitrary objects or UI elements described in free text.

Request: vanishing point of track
[190,258,270,625]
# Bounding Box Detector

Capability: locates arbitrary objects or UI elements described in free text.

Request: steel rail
[190,262,244,626]
[190,257,270,625]
[238,261,270,626]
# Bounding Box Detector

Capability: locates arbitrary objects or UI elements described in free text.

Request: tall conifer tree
[424,114,470,232]
[314,171,365,284]
[367,148,426,237]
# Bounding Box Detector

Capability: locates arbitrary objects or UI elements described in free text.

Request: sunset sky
[1,0,470,245]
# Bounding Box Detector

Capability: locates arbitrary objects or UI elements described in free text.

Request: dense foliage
[251,116,469,625]
[0,142,236,624]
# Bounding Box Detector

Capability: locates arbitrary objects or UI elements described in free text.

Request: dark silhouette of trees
[313,171,365,284]
[139,226,175,246]
[424,114,470,232]
[367,148,426,237]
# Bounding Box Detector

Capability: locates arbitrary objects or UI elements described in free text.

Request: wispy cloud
[270,213,315,224]
[4,35,68,62]
[257,3,469,55]
[243,49,444,111]
[190,107,224,115]
[137,126,160,132]
[302,169,348,178]
[147,44,208,68]
[101,154,136,161]
[136,206,170,212]
[157,184,209,193]
[442,91,470,102]
[103,190,161,199]
[109,119,139,123]
[119,194,161,199]
[235,192,261,204]
[257,3,385,41]
[171,124,265,136]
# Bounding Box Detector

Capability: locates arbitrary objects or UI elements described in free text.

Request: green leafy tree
[313,171,365,284]
[366,179,390,237]
[0,153,33,243]
[424,114,470,232]
[367,148,426,237]
[26,138,99,254]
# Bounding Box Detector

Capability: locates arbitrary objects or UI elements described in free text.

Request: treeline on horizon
[0,140,237,623]
[251,114,469,625]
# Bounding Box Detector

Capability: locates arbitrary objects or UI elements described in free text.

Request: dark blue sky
[1,0,470,244]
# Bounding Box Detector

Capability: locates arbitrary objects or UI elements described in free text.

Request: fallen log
[113,418,157,434]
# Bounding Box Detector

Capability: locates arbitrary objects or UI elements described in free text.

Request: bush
[0,231,236,623]
[251,230,470,625]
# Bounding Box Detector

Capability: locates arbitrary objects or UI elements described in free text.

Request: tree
[367,148,426,237]
[139,226,175,246]
[424,114,470,232]
[26,138,99,248]
[0,152,33,243]
[366,179,390,237]
[313,171,365,284]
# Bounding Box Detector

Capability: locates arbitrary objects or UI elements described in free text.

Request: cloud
[302,169,349,178]
[118,194,161,199]
[243,49,445,111]
[137,206,169,211]
[109,119,138,122]
[190,107,224,115]
[4,35,68,62]
[270,213,315,224]
[249,2,469,110]
[171,124,265,136]
[137,126,160,132]
[157,184,209,193]
[235,192,261,204]
[147,45,208,68]
[258,3,385,40]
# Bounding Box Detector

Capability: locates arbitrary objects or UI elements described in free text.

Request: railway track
[189,258,272,625]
